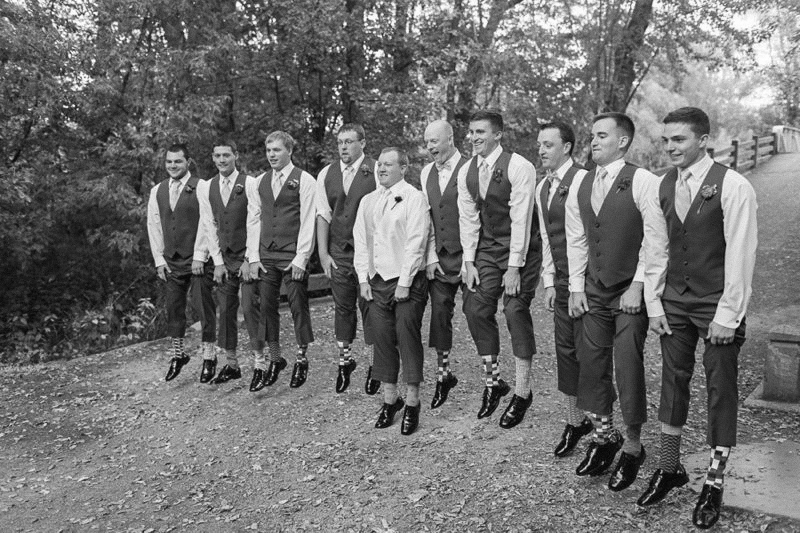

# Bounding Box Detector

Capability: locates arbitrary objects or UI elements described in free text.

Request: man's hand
[320,253,337,279]
[649,316,672,336]
[707,321,735,345]
[156,264,171,281]
[239,261,252,282]
[619,281,643,314]
[544,286,556,312]
[569,292,589,318]
[426,262,445,280]
[394,285,410,302]
[250,261,266,280]
[464,261,480,292]
[360,282,373,301]
[286,263,306,281]
[213,265,227,284]
[192,260,205,276]
[502,266,521,297]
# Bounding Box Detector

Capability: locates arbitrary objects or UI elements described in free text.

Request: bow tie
[545,170,557,183]
[436,162,451,172]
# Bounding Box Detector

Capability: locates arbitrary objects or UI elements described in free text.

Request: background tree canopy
[0,0,792,361]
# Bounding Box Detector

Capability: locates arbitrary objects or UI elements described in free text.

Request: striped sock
[566,395,583,426]
[591,412,614,444]
[296,345,308,364]
[659,426,682,473]
[253,350,267,371]
[171,337,185,358]
[622,423,642,456]
[705,446,731,488]
[337,341,351,366]
[268,341,281,363]
[437,350,450,382]
[481,354,499,387]
[226,349,239,369]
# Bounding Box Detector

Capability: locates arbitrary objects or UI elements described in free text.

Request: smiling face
[337,130,365,165]
[590,117,628,167]
[662,122,708,170]
[376,150,405,189]
[266,139,291,171]
[165,150,189,179]
[468,119,502,159]
[537,127,571,171]
[212,145,238,177]
[424,121,456,166]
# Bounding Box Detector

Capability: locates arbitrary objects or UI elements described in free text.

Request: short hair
[213,138,238,153]
[380,146,409,167]
[470,109,504,132]
[166,142,190,159]
[540,121,576,155]
[593,112,635,149]
[265,130,295,152]
[663,107,711,137]
[338,123,366,141]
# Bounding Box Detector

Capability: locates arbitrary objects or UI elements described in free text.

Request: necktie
[478,159,490,199]
[272,171,283,199]
[376,188,392,220]
[545,170,558,207]
[221,177,231,206]
[675,170,692,222]
[343,165,355,195]
[590,167,608,215]
[170,179,182,210]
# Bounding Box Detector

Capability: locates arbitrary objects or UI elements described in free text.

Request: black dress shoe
[211,364,242,384]
[336,359,357,393]
[576,429,624,476]
[250,368,266,392]
[375,397,405,429]
[430,373,458,409]
[400,404,421,435]
[165,355,190,381]
[477,379,510,419]
[555,417,595,457]
[692,484,723,530]
[608,446,646,491]
[290,361,308,388]
[199,359,217,383]
[364,365,381,395]
[637,464,689,506]
[499,392,533,429]
[264,357,287,386]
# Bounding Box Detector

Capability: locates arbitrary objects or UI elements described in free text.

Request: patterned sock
[268,341,281,363]
[406,383,420,407]
[296,345,308,364]
[253,350,267,371]
[383,383,399,405]
[337,341,351,366]
[437,350,450,382]
[514,357,531,397]
[591,412,614,444]
[202,342,216,361]
[565,395,583,427]
[171,337,185,358]
[705,446,731,488]
[659,424,683,473]
[226,349,239,369]
[622,423,642,456]
[480,354,499,387]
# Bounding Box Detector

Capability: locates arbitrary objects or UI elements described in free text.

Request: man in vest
[636,107,757,530]
[420,119,469,409]
[534,121,593,456]
[195,139,262,385]
[246,131,316,391]
[315,124,379,394]
[354,147,431,435]
[564,112,668,490]
[456,109,542,429]
[147,143,216,382]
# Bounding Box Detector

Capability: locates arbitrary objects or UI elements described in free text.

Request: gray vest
[427,155,468,255]
[209,172,249,269]
[325,158,376,255]
[258,166,303,256]
[540,164,582,281]
[155,175,201,270]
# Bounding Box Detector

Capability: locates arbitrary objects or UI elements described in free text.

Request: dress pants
[462,252,538,359]
[257,256,314,346]
[553,277,581,396]
[330,250,372,345]
[216,266,264,351]
[576,277,648,425]
[659,284,745,447]
[164,259,216,342]
[427,249,462,351]
[369,273,428,384]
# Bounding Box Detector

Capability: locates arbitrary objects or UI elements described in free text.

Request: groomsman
[246,131,316,391]
[457,109,542,429]
[420,119,469,409]
[354,147,430,435]
[637,107,757,530]
[565,112,668,490]
[196,139,262,385]
[147,143,216,381]
[315,124,379,394]
[534,122,593,455]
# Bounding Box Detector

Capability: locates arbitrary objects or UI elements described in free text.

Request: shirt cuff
[507,253,525,268]
[542,273,554,289]
[292,254,309,270]
[211,252,224,267]
[645,300,665,319]
[398,274,413,287]
[462,249,476,263]
[154,257,167,268]
[357,272,369,284]
[193,251,208,262]
[316,211,332,224]
[569,278,585,293]
[712,309,744,330]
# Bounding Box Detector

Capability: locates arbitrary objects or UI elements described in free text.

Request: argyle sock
[225,349,239,369]
[481,354,499,387]
[337,341,352,366]
[253,349,267,371]
[171,337,185,358]
[565,395,583,427]
[406,383,420,407]
[622,423,642,456]
[705,446,731,488]
[437,350,450,382]
[296,344,308,364]
[202,342,216,361]
[383,383,399,405]
[591,412,614,444]
[514,357,531,397]
[268,341,281,363]
[659,424,683,473]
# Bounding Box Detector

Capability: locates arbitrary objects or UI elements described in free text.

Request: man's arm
[564,172,589,316]
[506,155,537,269]
[398,191,432,288]
[245,174,264,277]
[290,171,317,274]
[633,170,669,318]
[353,195,372,300]
[146,185,167,270]
[314,166,336,277]
[535,180,556,310]
[456,161,481,291]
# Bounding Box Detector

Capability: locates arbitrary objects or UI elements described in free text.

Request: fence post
[753,135,760,167]
[731,139,739,170]
[773,131,780,155]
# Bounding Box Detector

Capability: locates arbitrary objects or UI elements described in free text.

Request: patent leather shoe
[430,373,458,409]
[364,365,381,395]
[375,397,405,429]
[400,404,420,435]
[250,368,266,392]
[692,484,723,530]
[165,355,190,382]
[477,379,510,419]
[555,417,594,457]
[336,359,357,393]
[290,361,308,388]
[211,364,241,384]
[637,464,689,506]
[264,356,287,386]
[199,359,217,383]
[575,429,623,476]
[499,392,532,429]
[608,446,646,491]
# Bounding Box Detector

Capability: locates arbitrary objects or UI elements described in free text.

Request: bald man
[420,120,469,409]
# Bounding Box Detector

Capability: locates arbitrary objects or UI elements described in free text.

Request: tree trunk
[342,0,366,124]
[604,0,653,112]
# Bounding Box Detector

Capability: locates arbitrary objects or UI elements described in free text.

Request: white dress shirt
[314,153,379,223]
[196,171,246,267]
[653,154,758,328]
[147,172,208,268]
[564,158,669,317]
[456,145,537,268]
[245,163,316,270]
[536,159,587,289]
[353,179,431,287]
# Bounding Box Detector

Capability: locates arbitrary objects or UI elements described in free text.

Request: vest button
[684,275,690,280]
[683,230,687,235]
[683,261,688,266]
[596,252,601,257]
[595,223,600,228]
[595,239,600,244]
[682,245,687,251]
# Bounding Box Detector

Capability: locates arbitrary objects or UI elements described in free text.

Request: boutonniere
[492,168,503,183]
[234,184,244,195]
[557,184,570,203]
[391,196,403,210]
[360,164,371,176]
[697,184,718,214]
[184,184,194,194]
[287,178,300,190]
[616,178,631,193]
